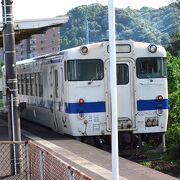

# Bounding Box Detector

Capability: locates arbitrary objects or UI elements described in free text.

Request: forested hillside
[60,3,179,49]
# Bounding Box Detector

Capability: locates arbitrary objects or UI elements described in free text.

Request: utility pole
[108,0,119,179]
[86,19,90,44]
[1,0,21,175]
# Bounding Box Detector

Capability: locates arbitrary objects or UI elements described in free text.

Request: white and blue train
[2,40,168,150]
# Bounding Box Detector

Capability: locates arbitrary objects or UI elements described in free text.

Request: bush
[166,123,180,145]
[163,144,180,166]
[164,38,180,165]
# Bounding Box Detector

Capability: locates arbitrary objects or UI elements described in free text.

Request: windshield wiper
[88,77,95,85]
[88,72,103,85]
[146,73,153,82]
[142,71,153,82]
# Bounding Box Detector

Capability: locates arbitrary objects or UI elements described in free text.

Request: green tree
[164,31,180,165]
[167,30,180,56]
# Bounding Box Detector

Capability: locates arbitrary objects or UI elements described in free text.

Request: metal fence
[0,141,29,180]
[0,141,93,180]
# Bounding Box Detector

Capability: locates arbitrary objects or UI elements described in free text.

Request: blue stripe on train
[137,99,168,111]
[63,99,169,114]
[65,101,106,114]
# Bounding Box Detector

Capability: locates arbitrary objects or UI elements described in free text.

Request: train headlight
[148,44,157,53]
[156,95,163,102]
[127,120,132,128]
[80,46,88,55]
[146,118,152,127]
[152,119,158,126]
[156,95,164,115]
[79,98,85,104]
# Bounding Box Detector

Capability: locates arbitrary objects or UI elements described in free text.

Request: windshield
[136,57,167,79]
[67,59,104,81]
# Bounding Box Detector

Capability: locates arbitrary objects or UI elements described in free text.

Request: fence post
[68,167,74,180]
[39,150,44,180]
[25,142,30,180]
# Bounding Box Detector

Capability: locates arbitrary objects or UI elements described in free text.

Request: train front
[134,42,168,149]
[63,43,107,137]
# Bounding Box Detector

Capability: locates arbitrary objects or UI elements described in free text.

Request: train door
[105,59,134,131]
[52,66,64,132]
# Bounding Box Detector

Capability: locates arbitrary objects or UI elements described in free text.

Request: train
[2,40,168,152]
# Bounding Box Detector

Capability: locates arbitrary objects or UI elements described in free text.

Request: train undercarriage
[79,132,166,158]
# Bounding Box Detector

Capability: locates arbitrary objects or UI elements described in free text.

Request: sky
[0,0,171,20]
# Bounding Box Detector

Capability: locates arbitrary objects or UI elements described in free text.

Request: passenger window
[21,74,25,95]
[30,73,35,96]
[64,61,67,81]
[35,73,39,96]
[60,68,64,94]
[54,70,58,97]
[17,74,21,94]
[26,74,31,95]
[116,64,129,85]
[39,72,43,97]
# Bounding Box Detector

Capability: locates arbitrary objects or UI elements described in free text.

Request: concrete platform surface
[0,116,179,180]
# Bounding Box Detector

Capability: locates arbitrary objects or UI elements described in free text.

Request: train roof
[16,40,166,65]
[16,51,63,65]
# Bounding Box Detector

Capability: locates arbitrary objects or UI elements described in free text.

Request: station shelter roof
[0,16,69,47]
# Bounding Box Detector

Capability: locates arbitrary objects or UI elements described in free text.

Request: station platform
[0,114,178,180]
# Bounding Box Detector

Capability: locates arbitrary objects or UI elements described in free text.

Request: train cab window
[117,64,129,85]
[67,59,104,81]
[136,57,167,79]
